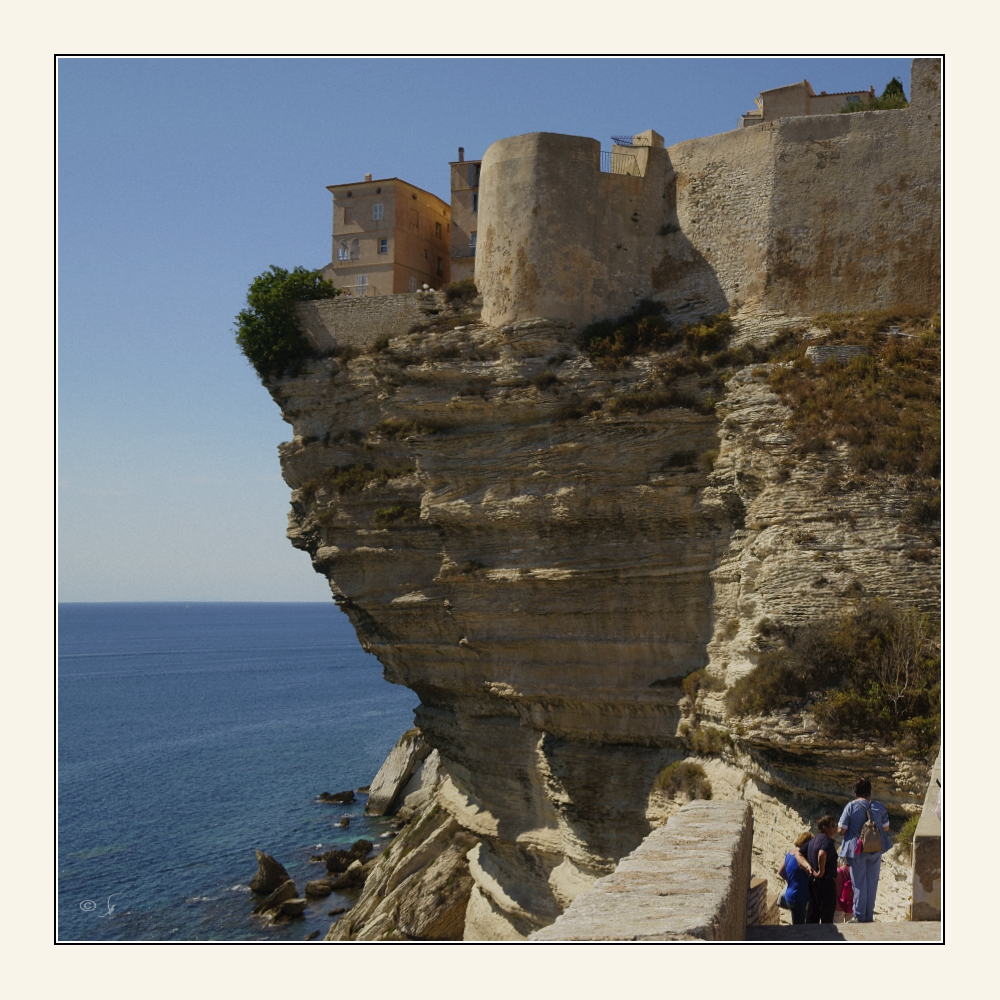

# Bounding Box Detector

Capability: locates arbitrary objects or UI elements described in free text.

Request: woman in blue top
[779,832,816,925]
[838,775,892,923]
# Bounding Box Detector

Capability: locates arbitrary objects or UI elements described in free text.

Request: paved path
[746,921,941,942]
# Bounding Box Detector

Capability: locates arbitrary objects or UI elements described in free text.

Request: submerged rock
[319,790,355,804]
[279,898,308,917]
[337,816,351,827]
[249,851,292,896]
[304,879,333,898]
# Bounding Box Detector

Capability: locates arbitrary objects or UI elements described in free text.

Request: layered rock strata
[269,294,939,939]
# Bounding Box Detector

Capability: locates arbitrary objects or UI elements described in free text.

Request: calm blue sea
[58,602,419,942]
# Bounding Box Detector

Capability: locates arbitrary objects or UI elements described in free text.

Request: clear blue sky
[57,56,913,601]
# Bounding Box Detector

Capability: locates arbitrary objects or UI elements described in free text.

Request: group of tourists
[778,775,892,925]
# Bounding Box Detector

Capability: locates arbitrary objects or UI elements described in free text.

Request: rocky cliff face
[268,292,939,939]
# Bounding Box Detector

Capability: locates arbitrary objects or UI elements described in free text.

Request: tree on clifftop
[235,265,340,379]
[881,77,906,102]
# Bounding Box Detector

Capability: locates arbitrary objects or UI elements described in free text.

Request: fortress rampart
[477,58,940,328]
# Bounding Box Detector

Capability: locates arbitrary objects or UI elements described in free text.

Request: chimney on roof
[364,173,372,182]
[458,147,465,162]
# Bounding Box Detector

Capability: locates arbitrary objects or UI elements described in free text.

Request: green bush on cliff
[895,813,920,856]
[726,599,940,753]
[235,265,340,378]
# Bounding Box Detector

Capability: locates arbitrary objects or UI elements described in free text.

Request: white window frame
[337,243,350,261]
[355,274,369,296]
[408,276,417,292]
[372,203,384,221]
[470,231,477,252]
[378,237,388,254]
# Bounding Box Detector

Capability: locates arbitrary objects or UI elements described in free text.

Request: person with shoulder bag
[837,775,891,922]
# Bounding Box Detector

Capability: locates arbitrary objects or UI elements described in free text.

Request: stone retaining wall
[296,293,430,352]
[529,800,753,941]
[747,877,779,926]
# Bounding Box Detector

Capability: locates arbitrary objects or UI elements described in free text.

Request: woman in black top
[806,815,839,923]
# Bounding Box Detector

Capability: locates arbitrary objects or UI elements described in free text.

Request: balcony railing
[600,150,640,176]
[452,246,477,259]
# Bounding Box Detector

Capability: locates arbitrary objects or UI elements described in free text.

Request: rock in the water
[337,816,351,827]
[356,785,370,793]
[365,729,431,815]
[304,879,333,898]
[252,879,297,914]
[348,839,373,859]
[279,898,308,917]
[330,860,368,890]
[328,907,346,916]
[322,849,355,874]
[319,790,355,804]
[304,930,321,940]
[249,851,292,896]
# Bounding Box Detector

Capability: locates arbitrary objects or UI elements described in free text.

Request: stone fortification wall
[476,132,677,329]
[530,800,753,941]
[296,293,428,352]
[477,59,940,328]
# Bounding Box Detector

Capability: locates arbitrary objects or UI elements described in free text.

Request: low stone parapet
[911,751,942,921]
[529,800,753,942]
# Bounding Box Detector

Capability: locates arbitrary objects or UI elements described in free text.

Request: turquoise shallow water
[57,602,419,941]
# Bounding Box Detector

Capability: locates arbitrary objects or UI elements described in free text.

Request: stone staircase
[746,921,941,942]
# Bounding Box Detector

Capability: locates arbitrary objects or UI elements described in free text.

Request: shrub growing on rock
[443,277,478,303]
[726,599,940,753]
[767,311,939,481]
[235,265,340,378]
[656,760,712,801]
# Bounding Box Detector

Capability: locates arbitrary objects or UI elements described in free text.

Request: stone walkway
[746,921,941,942]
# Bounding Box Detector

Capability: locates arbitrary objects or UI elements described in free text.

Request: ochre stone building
[322,176,451,296]
[739,79,876,128]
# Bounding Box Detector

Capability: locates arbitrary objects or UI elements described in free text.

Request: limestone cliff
[266,292,939,940]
